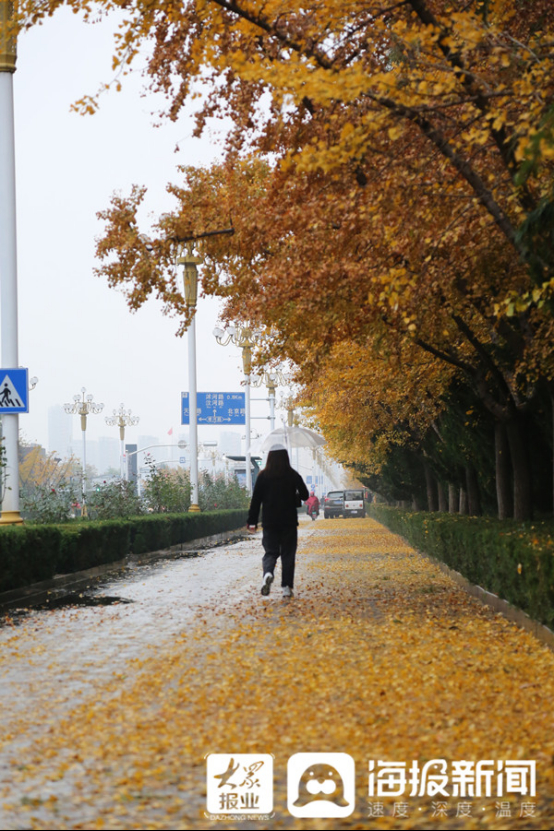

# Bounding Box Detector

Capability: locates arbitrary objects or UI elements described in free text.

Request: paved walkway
[0,517,553,829]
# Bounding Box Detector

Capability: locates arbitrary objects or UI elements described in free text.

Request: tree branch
[364,92,522,254]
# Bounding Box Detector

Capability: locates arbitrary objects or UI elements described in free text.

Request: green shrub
[57,521,131,573]
[0,525,62,592]
[142,459,191,513]
[87,480,144,520]
[369,505,554,628]
[198,472,249,511]
[21,482,79,523]
[129,509,247,554]
[0,509,247,592]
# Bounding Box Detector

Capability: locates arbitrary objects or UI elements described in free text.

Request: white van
[343,489,366,518]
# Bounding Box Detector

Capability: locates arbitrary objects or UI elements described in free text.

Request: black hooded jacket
[247,468,309,530]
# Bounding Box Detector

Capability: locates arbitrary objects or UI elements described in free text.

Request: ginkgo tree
[7,0,554,518]
[96,149,554,519]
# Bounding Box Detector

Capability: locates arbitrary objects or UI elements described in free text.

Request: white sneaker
[282,586,293,598]
[261,573,274,596]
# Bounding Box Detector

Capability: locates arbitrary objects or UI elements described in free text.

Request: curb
[0,529,247,612]
[415,546,554,652]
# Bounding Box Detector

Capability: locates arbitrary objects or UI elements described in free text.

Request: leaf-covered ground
[1,517,553,829]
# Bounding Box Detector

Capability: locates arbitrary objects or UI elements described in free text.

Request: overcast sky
[12,9,276,451]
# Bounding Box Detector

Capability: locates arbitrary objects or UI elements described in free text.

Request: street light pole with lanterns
[213,325,262,495]
[172,227,234,512]
[105,404,139,480]
[251,369,289,431]
[64,388,104,516]
[175,240,202,512]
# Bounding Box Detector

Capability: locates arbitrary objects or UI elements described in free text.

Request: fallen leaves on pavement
[1,518,553,829]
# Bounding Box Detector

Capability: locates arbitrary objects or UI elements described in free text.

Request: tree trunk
[465,464,481,516]
[423,460,436,512]
[448,483,458,513]
[412,495,422,511]
[506,416,533,521]
[437,482,447,512]
[551,390,554,516]
[495,420,512,519]
[459,487,468,515]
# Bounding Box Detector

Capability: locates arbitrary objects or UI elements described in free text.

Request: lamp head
[183,262,198,308]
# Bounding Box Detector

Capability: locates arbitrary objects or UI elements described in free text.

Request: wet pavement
[0,526,290,724]
[1,516,554,830]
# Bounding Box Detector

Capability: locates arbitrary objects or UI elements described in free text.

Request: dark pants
[262,526,298,588]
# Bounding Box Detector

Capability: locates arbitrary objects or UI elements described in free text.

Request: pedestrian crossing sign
[0,368,29,413]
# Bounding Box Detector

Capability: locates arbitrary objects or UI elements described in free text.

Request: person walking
[247,444,309,598]
[306,491,320,519]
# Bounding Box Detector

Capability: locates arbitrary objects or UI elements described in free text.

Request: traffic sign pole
[0,13,22,524]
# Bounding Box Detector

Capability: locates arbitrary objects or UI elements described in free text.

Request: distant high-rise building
[48,405,73,459]
[97,436,120,474]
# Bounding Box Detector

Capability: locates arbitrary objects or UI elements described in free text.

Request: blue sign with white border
[0,368,29,413]
[181,392,245,425]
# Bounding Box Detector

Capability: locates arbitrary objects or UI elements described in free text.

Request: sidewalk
[1,517,553,829]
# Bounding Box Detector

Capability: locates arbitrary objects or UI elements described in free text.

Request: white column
[269,388,275,431]
[188,315,200,509]
[245,373,252,494]
[120,437,125,480]
[0,68,21,523]
[81,426,87,514]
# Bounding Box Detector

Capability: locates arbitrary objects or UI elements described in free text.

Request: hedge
[369,504,554,628]
[0,509,247,594]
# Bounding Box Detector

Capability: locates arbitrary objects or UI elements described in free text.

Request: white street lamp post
[251,370,289,431]
[105,404,139,480]
[213,326,261,495]
[64,388,103,516]
[0,2,21,524]
[176,242,202,511]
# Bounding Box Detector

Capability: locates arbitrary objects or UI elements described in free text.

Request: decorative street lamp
[136,227,232,510]
[251,369,289,431]
[64,388,103,516]
[175,241,202,512]
[213,325,261,495]
[105,404,139,480]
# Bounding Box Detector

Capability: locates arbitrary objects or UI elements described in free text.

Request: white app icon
[287,752,355,818]
[206,753,273,815]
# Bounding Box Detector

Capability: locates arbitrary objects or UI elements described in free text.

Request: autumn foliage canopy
[10,0,554,519]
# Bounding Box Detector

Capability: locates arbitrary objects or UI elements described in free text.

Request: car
[344,489,366,518]
[324,490,345,518]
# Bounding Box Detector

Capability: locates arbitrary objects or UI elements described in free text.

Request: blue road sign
[0,368,29,413]
[181,392,246,425]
